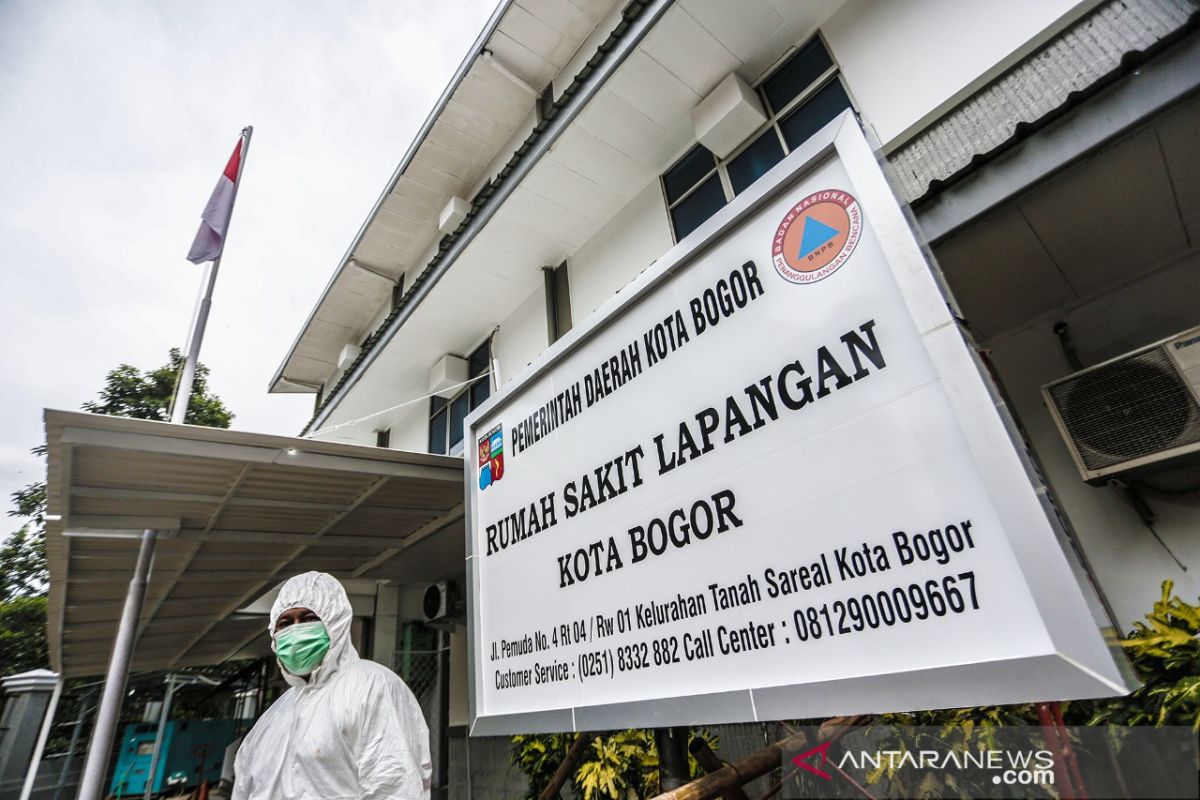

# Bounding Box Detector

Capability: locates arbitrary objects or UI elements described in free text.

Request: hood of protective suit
[269,572,356,688]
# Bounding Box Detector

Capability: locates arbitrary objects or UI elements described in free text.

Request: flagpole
[77,126,253,800]
[171,125,252,424]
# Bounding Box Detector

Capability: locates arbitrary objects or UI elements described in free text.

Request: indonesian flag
[186,135,244,264]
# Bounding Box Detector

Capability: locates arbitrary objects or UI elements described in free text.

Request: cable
[1108,479,1188,571]
[304,372,491,440]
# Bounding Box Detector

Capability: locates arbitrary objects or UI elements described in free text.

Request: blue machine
[109,719,238,797]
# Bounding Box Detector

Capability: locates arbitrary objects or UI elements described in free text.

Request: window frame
[662,34,852,243]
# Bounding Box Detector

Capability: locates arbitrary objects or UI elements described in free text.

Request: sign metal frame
[463,113,1132,735]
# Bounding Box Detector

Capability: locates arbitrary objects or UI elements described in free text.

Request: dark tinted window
[763,38,834,113]
[779,79,852,150]
[669,174,726,240]
[468,342,490,377]
[663,145,717,203]
[728,129,786,195]
[429,403,448,455]
[470,378,490,409]
[449,392,470,451]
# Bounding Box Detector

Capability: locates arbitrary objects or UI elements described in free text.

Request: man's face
[275,606,321,633]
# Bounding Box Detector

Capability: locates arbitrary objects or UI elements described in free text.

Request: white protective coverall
[232,572,432,799]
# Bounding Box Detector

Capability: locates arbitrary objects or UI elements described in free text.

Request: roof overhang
[43,409,465,678]
[270,0,625,394]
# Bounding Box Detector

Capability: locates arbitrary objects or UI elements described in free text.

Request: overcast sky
[0,0,499,522]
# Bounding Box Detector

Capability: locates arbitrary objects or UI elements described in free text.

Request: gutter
[303,0,675,435]
[269,0,517,394]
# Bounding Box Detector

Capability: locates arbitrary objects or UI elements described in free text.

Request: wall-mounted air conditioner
[422,581,464,630]
[1042,326,1200,484]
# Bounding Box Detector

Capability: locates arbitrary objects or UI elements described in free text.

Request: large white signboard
[465,115,1130,735]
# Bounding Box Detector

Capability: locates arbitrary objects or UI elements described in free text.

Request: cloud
[0,0,499,516]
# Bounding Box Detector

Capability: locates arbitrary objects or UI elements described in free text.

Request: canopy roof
[43,409,464,678]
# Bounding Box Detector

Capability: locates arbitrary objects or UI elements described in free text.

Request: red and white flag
[186,134,245,264]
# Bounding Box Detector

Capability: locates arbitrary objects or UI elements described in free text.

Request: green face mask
[275,621,330,676]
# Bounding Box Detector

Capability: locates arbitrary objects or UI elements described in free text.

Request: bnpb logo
[478,425,504,491]
[771,189,861,284]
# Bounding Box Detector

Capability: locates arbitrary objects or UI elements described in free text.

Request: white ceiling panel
[496,184,603,248]
[488,30,558,87]
[551,125,662,196]
[573,87,677,170]
[388,176,445,214]
[934,206,1077,339]
[679,0,794,78]
[520,156,629,221]
[1018,128,1188,296]
[517,0,606,42]
[426,118,492,164]
[500,3,572,71]
[604,49,700,138]
[641,5,742,96]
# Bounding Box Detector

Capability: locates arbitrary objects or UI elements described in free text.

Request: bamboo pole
[688,738,750,800]
[537,732,592,800]
[649,734,809,800]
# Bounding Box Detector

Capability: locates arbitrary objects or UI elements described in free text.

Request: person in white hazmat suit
[232,571,432,799]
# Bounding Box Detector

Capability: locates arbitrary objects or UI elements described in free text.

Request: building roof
[290,0,846,436]
[888,0,1197,204]
[43,409,464,678]
[271,0,623,395]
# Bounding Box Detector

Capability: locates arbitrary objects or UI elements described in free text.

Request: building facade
[269,0,1199,792]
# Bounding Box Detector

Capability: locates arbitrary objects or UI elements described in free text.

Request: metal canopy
[43,409,465,679]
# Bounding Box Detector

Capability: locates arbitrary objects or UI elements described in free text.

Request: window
[661,36,852,241]
[544,262,572,344]
[428,340,492,455]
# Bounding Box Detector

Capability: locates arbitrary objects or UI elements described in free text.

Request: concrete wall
[978,249,1200,628]
[824,0,1098,148]
[567,180,674,320]
[492,287,549,388]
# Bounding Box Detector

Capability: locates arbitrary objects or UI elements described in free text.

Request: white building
[269,0,1199,788]
[44,0,1200,795]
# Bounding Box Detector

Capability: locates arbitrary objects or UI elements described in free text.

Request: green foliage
[512,733,570,798]
[0,524,48,601]
[1084,580,1200,730]
[0,595,49,675]
[82,347,234,428]
[511,729,716,799]
[10,479,46,526]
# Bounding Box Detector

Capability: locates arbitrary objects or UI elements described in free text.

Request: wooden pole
[649,734,808,800]
[537,732,592,800]
[688,738,750,800]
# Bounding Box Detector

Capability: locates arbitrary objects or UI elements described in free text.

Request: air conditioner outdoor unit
[422,581,464,629]
[1042,325,1200,484]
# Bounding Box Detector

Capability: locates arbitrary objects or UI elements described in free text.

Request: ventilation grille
[1045,346,1200,473]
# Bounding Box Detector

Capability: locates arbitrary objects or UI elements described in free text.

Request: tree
[0,525,47,601]
[81,347,234,429]
[1,350,235,679]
